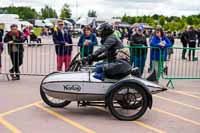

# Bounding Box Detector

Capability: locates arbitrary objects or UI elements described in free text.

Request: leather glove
[81,55,94,64]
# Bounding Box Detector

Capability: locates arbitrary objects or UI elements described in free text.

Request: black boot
[15,74,20,80]
[9,69,15,79]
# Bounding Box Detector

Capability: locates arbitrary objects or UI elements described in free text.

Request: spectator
[128,27,133,41]
[148,29,155,73]
[113,23,122,40]
[53,25,57,32]
[78,26,98,65]
[4,24,25,80]
[180,29,188,60]
[124,28,129,39]
[119,28,125,40]
[23,26,30,43]
[167,31,175,60]
[187,26,198,61]
[53,20,73,72]
[30,30,42,44]
[41,28,48,36]
[148,25,162,72]
[130,25,147,76]
[0,30,3,73]
[114,28,122,40]
[173,31,176,38]
[150,27,172,81]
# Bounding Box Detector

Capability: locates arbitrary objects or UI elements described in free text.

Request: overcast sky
[1,0,200,18]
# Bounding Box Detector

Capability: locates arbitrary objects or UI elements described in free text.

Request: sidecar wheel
[40,86,71,108]
[107,83,148,121]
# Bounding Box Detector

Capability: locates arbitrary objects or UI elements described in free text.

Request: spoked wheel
[107,83,148,121]
[117,100,142,110]
[40,86,71,108]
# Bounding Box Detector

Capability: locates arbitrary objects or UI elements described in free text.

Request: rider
[92,48,132,80]
[83,23,132,80]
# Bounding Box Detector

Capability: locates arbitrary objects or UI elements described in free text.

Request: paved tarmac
[0,75,199,133]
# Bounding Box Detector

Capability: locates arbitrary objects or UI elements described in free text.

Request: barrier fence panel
[161,47,200,88]
[124,45,162,80]
[0,43,80,77]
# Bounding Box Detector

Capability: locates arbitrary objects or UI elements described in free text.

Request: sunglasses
[58,24,64,26]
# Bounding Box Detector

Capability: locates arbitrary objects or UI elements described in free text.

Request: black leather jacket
[4,31,25,54]
[92,34,123,62]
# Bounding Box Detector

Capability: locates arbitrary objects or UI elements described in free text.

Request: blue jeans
[131,55,147,76]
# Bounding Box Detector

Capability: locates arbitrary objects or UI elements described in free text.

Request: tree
[159,16,166,27]
[130,17,137,24]
[60,3,71,19]
[41,5,57,19]
[88,10,97,17]
[0,6,39,19]
[146,17,156,27]
[120,13,200,30]
[152,14,159,20]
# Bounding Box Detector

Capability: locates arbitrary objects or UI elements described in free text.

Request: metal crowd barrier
[0,43,200,89]
[161,47,200,88]
[0,43,80,79]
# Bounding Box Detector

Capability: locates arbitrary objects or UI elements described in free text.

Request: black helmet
[97,23,114,38]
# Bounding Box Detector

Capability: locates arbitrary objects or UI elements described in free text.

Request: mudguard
[105,79,153,109]
[41,72,60,84]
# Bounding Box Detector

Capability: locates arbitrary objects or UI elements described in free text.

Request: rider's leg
[93,65,104,80]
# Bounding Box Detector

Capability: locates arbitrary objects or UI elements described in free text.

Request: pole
[76,0,78,19]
